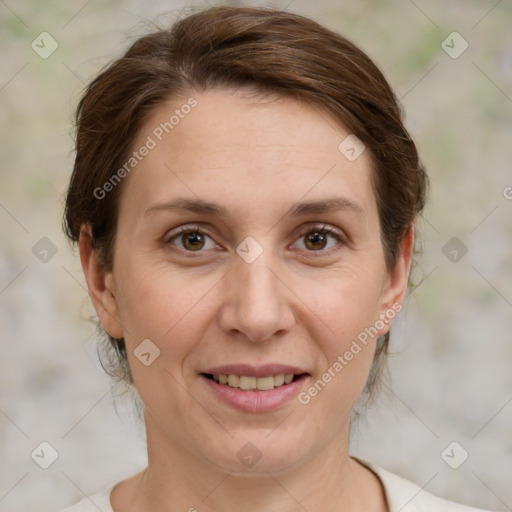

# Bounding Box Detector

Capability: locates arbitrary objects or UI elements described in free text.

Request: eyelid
[163,224,220,253]
[163,224,204,243]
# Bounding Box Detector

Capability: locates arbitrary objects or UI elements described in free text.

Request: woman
[60,5,495,511]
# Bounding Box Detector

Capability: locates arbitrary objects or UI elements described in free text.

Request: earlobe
[78,225,124,339]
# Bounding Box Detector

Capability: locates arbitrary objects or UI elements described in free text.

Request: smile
[200,371,309,413]
[204,373,301,391]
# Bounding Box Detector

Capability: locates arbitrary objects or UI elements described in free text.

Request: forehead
[117,88,376,225]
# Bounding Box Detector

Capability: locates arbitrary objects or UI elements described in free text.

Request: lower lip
[200,374,309,413]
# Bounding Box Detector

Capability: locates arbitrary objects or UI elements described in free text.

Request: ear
[78,225,124,339]
[378,223,415,333]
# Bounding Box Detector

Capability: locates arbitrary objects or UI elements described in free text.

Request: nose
[218,245,295,343]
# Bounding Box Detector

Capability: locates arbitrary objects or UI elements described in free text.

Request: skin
[79,88,414,512]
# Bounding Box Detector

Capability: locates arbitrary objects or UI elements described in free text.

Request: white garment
[58,458,496,511]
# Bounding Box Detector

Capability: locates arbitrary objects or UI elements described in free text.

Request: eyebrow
[144,196,364,219]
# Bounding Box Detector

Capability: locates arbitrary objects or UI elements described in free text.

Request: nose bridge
[221,237,293,342]
[240,248,278,298]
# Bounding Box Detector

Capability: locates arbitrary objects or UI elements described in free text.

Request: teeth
[228,374,239,388]
[273,374,285,386]
[212,373,297,391]
[239,376,256,390]
[253,376,274,391]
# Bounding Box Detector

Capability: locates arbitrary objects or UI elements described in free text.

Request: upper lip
[202,364,310,378]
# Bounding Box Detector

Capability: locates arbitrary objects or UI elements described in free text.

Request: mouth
[199,365,310,412]
[201,372,307,391]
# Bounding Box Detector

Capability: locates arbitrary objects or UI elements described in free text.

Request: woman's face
[84,88,411,475]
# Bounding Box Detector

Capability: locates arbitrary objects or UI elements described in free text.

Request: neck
[119,412,385,512]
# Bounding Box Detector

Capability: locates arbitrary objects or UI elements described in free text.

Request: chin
[199,430,310,476]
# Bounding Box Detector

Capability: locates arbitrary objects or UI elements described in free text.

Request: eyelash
[164,224,346,257]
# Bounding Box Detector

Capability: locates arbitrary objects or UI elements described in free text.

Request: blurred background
[1,0,511,510]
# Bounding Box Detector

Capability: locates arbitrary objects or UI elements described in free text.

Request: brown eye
[166,227,217,252]
[181,231,206,251]
[295,225,344,253]
[304,230,328,250]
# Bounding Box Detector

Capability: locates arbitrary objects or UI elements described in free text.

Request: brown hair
[63,5,428,403]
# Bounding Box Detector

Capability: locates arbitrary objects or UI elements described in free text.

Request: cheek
[298,301,380,417]
[114,260,216,357]
[297,268,385,391]
[304,267,385,337]
[116,266,214,414]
